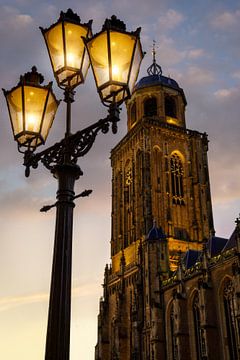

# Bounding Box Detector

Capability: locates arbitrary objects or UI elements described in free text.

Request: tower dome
[127,47,187,130]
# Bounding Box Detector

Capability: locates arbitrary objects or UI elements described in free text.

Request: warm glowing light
[112,64,119,75]
[67,52,77,68]
[26,113,39,132]
[166,116,178,125]
[112,64,122,81]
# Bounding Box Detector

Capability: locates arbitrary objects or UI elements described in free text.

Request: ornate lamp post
[3,8,144,360]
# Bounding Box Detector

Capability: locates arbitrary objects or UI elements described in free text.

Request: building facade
[95,59,240,359]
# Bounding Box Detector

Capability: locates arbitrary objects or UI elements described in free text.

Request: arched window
[223,280,237,359]
[193,292,203,360]
[165,96,176,118]
[169,303,178,360]
[130,102,136,126]
[170,153,184,204]
[124,161,133,247]
[144,97,157,117]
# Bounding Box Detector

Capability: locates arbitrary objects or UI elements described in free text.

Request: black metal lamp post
[3,8,144,360]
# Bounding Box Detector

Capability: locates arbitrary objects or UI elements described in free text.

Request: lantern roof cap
[102,15,126,31]
[59,8,81,24]
[19,66,44,86]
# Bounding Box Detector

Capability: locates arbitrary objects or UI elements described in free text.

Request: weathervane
[147,40,162,76]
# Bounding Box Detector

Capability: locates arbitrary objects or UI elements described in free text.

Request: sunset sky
[0,0,240,359]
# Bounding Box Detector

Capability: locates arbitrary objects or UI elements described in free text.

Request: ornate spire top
[147,40,162,76]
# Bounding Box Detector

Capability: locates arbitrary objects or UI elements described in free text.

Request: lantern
[3,66,60,150]
[84,15,144,105]
[40,9,92,89]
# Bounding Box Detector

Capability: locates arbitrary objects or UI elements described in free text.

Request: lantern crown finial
[19,66,44,86]
[59,8,81,24]
[102,15,126,31]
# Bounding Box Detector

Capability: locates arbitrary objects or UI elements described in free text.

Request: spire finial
[147,40,162,76]
[152,40,157,64]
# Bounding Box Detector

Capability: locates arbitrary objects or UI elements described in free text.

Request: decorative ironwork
[24,104,120,176]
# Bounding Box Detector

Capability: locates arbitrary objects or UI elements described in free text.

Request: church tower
[95,53,214,359]
[111,51,214,271]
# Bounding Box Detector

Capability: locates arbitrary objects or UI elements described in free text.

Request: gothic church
[95,54,240,360]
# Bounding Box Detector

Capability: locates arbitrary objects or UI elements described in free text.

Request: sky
[0,0,240,359]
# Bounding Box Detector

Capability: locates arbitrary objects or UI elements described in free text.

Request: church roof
[147,223,166,241]
[133,55,187,104]
[222,228,238,251]
[134,74,180,92]
[183,249,201,269]
[207,235,228,257]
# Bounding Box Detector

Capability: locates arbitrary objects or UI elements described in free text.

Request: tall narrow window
[130,102,136,127]
[165,96,176,118]
[170,304,178,360]
[144,97,157,117]
[170,153,184,204]
[223,280,237,360]
[124,162,133,247]
[193,292,203,360]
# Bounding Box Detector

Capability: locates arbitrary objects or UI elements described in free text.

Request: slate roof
[222,228,237,251]
[147,224,167,241]
[182,249,201,269]
[207,236,228,257]
[134,74,187,105]
[135,74,180,91]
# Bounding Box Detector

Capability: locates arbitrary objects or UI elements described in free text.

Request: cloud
[214,87,240,100]
[187,48,205,59]
[158,9,185,31]
[0,283,99,313]
[0,6,33,30]
[232,70,240,80]
[211,9,240,30]
[183,66,215,85]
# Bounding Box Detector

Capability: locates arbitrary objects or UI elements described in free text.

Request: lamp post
[3,8,144,360]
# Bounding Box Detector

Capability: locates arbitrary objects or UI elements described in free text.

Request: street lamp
[3,8,144,360]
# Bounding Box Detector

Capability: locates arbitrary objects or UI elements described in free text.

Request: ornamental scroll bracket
[23,104,120,177]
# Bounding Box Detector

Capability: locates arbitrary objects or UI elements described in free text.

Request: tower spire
[147,40,162,76]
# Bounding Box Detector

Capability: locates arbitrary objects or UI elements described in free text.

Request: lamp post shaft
[64,88,75,137]
[45,163,82,360]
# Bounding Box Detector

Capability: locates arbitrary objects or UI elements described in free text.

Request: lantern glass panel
[64,22,88,70]
[45,23,64,74]
[41,91,58,140]
[110,31,134,83]
[87,32,109,87]
[7,87,23,136]
[24,86,47,134]
[128,39,143,93]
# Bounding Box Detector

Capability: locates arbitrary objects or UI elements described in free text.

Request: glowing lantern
[3,66,59,150]
[40,9,92,88]
[84,15,144,105]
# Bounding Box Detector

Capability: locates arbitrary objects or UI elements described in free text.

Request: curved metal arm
[23,103,120,177]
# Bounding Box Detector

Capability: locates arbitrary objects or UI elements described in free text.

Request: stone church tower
[95,54,215,359]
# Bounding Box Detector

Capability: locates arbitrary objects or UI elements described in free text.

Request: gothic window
[170,304,178,360]
[153,147,161,187]
[130,102,136,126]
[193,292,203,360]
[170,153,184,204]
[115,171,122,253]
[124,161,133,247]
[144,97,157,117]
[223,280,238,359]
[165,96,176,118]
